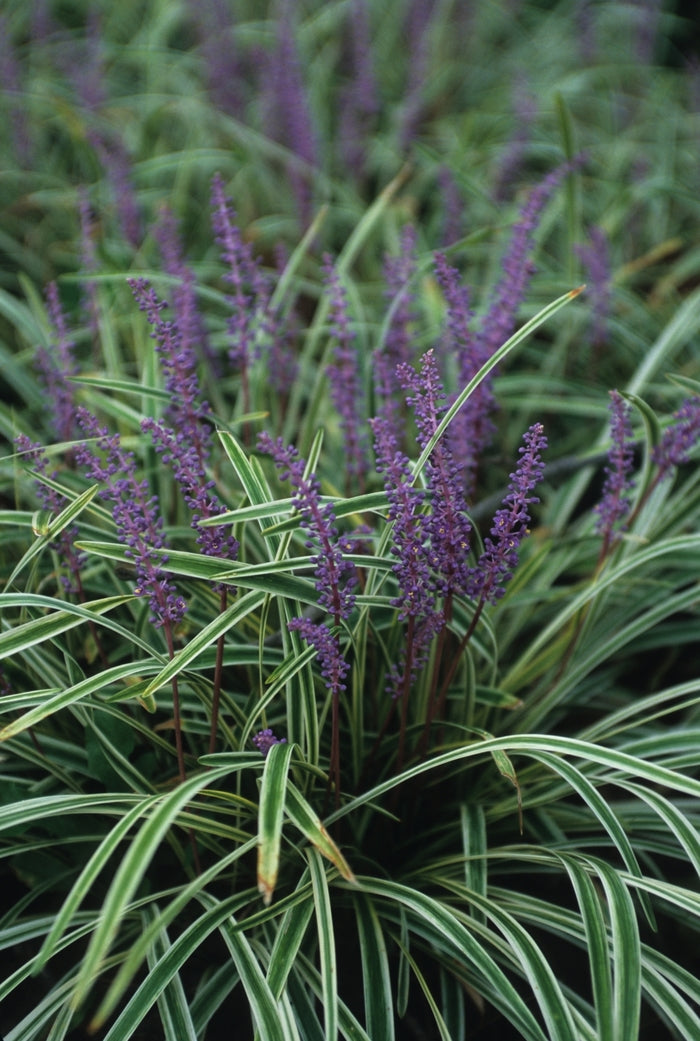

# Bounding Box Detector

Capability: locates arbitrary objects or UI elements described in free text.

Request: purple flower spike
[252,729,287,757]
[375,225,420,424]
[36,282,80,445]
[652,397,700,479]
[469,422,547,604]
[263,0,318,227]
[397,350,472,598]
[575,226,611,348]
[323,255,368,484]
[594,390,635,545]
[210,174,269,376]
[258,433,357,623]
[130,278,237,567]
[434,252,492,494]
[75,408,186,629]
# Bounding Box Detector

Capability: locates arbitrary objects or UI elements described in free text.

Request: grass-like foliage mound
[1,1,700,1039]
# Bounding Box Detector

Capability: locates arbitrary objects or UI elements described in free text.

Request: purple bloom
[337,0,378,180]
[469,423,547,604]
[437,166,464,248]
[371,414,442,699]
[492,74,537,203]
[0,15,32,164]
[15,435,86,595]
[434,251,492,495]
[258,433,356,623]
[263,0,318,227]
[397,350,472,598]
[78,189,101,348]
[288,617,351,695]
[479,159,580,366]
[154,206,216,374]
[323,255,368,485]
[575,226,611,349]
[210,174,269,378]
[36,282,80,445]
[375,225,420,424]
[651,397,700,479]
[195,0,245,118]
[252,729,287,757]
[130,278,238,566]
[74,12,142,247]
[75,408,186,628]
[398,0,435,150]
[594,391,635,545]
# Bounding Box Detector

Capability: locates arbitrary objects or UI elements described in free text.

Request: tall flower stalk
[259,433,357,806]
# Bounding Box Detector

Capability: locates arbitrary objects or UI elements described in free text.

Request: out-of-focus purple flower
[479,159,580,366]
[594,391,635,545]
[75,408,186,628]
[434,251,493,495]
[323,255,368,485]
[210,173,269,377]
[75,12,142,247]
[258,433,357,623]
[399,0,435,151]
[263,0,318,227]
[15,435,86,595]
[252,728,287,757]
[492,74,537,203]
[575,225,611,349]
[36,282,80,445]
[438,166,464,248]
[374,225,420,425]
[154,206,217,375]
[337,0,378,180]
[0,15,32,164]
[130,278,238,565]
[651,397,700,479]
[468,422,547,604]
[460,158,580,484]
[371,413,442,698]
[575,0,597,63]
[195,0,245,118]
[398,350,472,598]
[633,0,662,64]
[77,189,101,348]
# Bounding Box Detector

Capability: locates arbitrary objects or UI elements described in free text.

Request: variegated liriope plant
[1,2,700,1039]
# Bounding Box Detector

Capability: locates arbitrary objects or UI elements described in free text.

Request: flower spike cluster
[258,433,357,624]
[651,396,700,479]
[130,278,238,567]
[594,390,635,547]
[252,729,287,757]
[398,349,472,598]
[469,422,547,604]
[75,408,185,628]
[323,255,368,485]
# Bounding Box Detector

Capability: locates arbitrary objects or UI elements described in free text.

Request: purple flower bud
[375,225,420,424]
[575,226,611,348]
[594,391,635,544]
[36,282,80,445]
[651,397,700,479]
[258,434,357,623]
[397,349,472,598]
[75,408,185,628]
[469,423,547,604]
[252,728,287,757]
[323,255,368,484]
